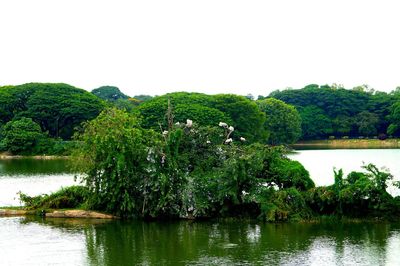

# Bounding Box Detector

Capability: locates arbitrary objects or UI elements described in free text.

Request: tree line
[264,84,400,139]
[0,83,300,154]
[1,83,400,155]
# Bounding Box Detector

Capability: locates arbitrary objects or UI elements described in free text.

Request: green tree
[355,111,379,137]
[332,116,354,137]
[174,104,232,128]
[387,102,400,136]
[137,92,213,129]
[138,92,266,142]
[74,108,161,216]
[211,94,267,143]
[133,95,153,102]
[91,86,129,102]
[0,83,105,140]
[257,98,301,145]
[1,117,47,154]
[298,106,332,139]
[269,85,395,139]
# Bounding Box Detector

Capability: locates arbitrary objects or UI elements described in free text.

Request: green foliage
[257,98,301,145]
[355,111,379,137]
[257,187,311,222]
[19,186,88,210]
[0,118,48,154]
[332,115,354,137]
[305,164,400,218]
[74,108,317,219]
[299,106,333,139]
[138,92,266,143]
[0,83,105,140]
[73,108,400,221]
[112,99,137,112]
[274,159,315,191]
[138,92,211,128]
[387,102,400,136]
[174,104,232,127]
[269,85,396,139]
[74,108,160,217]
[91,86,129,102]
[211,94,267,143]
[133,95,153,102]
[304,186,337,214]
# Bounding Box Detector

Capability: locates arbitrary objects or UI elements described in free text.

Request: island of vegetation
[1,83,400,221]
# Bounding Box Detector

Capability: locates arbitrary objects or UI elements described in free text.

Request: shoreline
[0,208,117,219]
[1,208,397,223]
[0,154,69,160]
[292,139,400,149]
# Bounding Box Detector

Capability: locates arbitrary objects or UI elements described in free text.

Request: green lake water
[1,150,400,265]
[1,217,400,265]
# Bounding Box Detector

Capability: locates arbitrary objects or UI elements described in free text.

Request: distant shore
[0,208,117,219]
[0,153,69,160]
[292,138,400,149]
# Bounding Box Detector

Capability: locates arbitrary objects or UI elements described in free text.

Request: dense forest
[1,83,400,155]
[265,84,400,139]
[0,83,105,154]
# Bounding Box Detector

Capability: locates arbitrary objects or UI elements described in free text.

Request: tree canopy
[268,84,399,139]
[0,83,105,140]
[257,98,301,145]
[0,117,48,154]
[138,92,266,143]
[91,86,129,102]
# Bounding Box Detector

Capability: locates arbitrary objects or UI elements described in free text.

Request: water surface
[0,159,78,206]
[0,217,399,265]
[290,149,400,196]
[1,151,400,265]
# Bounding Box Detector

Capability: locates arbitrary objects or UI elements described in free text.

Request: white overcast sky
[1,0,400,97]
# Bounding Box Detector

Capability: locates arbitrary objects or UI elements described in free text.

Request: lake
[0,158,77,206]
[1,150,400,265]
[1,217,399,265]
[289,149,400,196]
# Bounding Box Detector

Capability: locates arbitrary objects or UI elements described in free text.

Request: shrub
[19,186,88,210]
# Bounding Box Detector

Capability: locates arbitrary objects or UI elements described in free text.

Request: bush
[258,187,311,221]
[272,159,315,191]
[19,186,88,210]
[0,117,48,154]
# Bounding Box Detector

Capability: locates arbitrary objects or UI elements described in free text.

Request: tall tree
[0,83,105,139]
[91,86,129,102]
[355,111,379,137]
[0,117,47,154]
[138,92,266,142]
[387,102,400,136]
[257,98,301,145]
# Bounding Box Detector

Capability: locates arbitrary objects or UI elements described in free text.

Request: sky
[1,0,400,97]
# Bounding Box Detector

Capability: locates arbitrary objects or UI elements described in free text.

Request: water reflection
[1,217,399,265]
[80,220,400,265]
[0,158,73,176]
